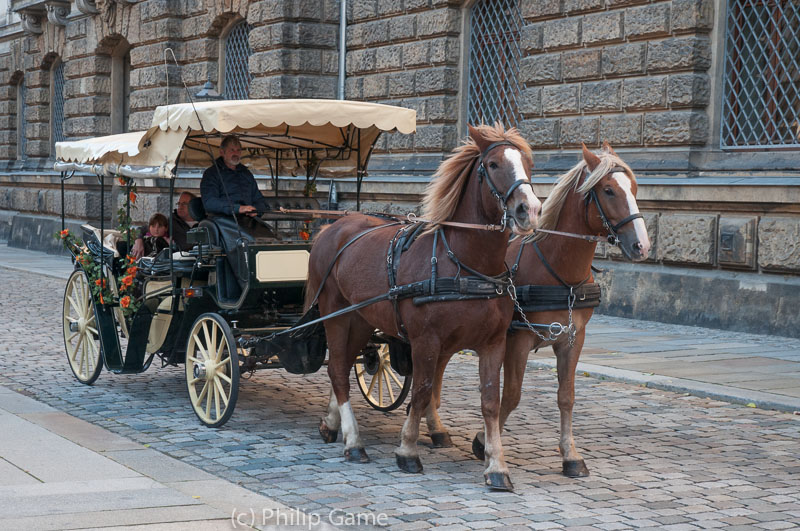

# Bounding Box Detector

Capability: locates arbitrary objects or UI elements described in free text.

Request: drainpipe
[337,0,346,100]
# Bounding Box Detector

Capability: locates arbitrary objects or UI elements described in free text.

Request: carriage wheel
[62,269,103,385]
[354,344,411,412]
[185,313,240,428]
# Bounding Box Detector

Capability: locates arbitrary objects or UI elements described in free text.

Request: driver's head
[220,135,242,169]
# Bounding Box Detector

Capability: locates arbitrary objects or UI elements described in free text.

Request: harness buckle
[607,234,619,246]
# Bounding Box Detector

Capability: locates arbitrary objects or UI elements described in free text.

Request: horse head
[581,143,651,261]
[468,124,541,235]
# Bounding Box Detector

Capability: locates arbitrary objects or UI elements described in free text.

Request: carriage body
[55,99,416,427]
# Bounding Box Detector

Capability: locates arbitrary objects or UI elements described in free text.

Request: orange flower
[122,275,133,286]
[126,266,137,275]
[129,191,137,203]
[118,177,126,186]
[99,293,105,304]
[94,278,107,288]
[299,230,310,241]
[126,255,136,264]
[60,229,70,239]
[120,296,131,308]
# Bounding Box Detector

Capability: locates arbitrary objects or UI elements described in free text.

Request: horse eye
[489,162,498,169]
[604,188,615,197]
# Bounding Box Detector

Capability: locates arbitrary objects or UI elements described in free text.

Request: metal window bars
[467,0,523,129]
[224,21,253,100]
[721,0,800,149]
[52,62,66,147]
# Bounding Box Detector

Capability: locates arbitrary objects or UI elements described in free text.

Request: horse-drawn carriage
[56,97,652,491]
[55,99,416,427]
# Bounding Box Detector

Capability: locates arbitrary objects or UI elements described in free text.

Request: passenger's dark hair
[149,213,169,229]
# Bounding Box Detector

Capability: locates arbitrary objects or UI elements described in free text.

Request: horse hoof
[344,447,370,463]
[318,420,338,444]
[485,472,514,492]
[472,434,485,461]
[562,459,590,478]
[431,432,453,448]
[396,454,423,474]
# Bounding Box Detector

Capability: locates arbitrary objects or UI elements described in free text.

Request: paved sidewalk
[0,384,333,531]
[2,241,798,415]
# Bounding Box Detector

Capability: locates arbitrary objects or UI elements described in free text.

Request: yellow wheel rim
[355,344,409,411]
[186,315,239,427]
[63,270,102,383]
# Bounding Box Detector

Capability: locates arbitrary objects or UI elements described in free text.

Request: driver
[200,134,272,238]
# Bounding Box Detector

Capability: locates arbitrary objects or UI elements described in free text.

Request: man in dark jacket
[200,135,268,219]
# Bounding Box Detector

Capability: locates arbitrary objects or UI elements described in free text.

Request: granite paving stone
[1,265,799,529]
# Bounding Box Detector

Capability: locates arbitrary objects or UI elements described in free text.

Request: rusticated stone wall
[520,0,713,149]
[344,0,461,153]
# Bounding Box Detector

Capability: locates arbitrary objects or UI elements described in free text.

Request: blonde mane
[420,123,532,226]
[531,148,635,242]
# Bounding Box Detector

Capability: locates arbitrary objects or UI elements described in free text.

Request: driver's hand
[238,205,257,216]
[131,238,144,259]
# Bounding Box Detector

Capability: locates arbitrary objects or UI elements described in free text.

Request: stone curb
[528,359,800,415]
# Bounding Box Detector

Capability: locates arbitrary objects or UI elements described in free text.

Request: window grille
[52,61,66,147]
[467,0,523,129]
[17,80,26,160]
[224,21,253,100]
[721,0,800,149]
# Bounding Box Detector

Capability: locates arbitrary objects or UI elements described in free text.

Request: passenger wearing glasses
[130,191,197,258]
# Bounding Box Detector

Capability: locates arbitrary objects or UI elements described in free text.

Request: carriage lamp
[182,287,204,298]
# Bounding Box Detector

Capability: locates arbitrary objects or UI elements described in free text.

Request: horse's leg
[479,341,514,491]
[553,330,590,477]
[322,316,374,463]
[319,387,340,443]
[396,337,440,473]
[425,352,455,448]
[472,332,534,460]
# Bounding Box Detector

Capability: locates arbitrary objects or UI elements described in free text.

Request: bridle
[477,141,532,231]
[584,166,643,245]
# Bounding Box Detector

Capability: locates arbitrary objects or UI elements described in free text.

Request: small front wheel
[185,313,240,428]
[354,344,411,412]
[63,269,103,385]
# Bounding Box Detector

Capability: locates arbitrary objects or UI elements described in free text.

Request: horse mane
[420,123,532,226]
[531,147,635,242]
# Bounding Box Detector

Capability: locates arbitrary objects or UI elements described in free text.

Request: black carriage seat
[137,247,196,276]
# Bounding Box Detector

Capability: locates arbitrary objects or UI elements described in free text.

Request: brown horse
[305,124,541,490]
[425,143,651,478]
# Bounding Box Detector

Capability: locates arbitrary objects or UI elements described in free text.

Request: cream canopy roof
[54,99,416,179]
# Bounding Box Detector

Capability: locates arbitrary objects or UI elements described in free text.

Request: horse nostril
[516,203,530,217]
[633,242,643,253]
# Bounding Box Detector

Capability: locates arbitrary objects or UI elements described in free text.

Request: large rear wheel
[62,269,103,385]
[185,313,240,428]
[354,344,411,412]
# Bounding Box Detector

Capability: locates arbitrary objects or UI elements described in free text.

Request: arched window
[466,0,523,128]
[17,78,26,160]
[51,60,66,153]
[111,46,131,133]
[222,21,253,99]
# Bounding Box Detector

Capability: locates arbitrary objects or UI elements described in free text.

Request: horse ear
[582,143,601,171]
[602,140,618,156]
[468,124,491,153]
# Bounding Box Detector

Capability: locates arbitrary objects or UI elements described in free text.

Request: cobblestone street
[1,267,799,530]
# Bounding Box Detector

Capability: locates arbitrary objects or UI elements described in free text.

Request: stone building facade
[0,0,798,336]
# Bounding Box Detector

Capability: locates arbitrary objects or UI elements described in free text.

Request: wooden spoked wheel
[185,313,240,428]
[62,269,103,385]
[355,344,411,412]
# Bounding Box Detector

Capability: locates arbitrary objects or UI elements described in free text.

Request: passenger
[139,213,171,257]
[129,192,197,258]
[171,191,198,251]
[200,135,274,239]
